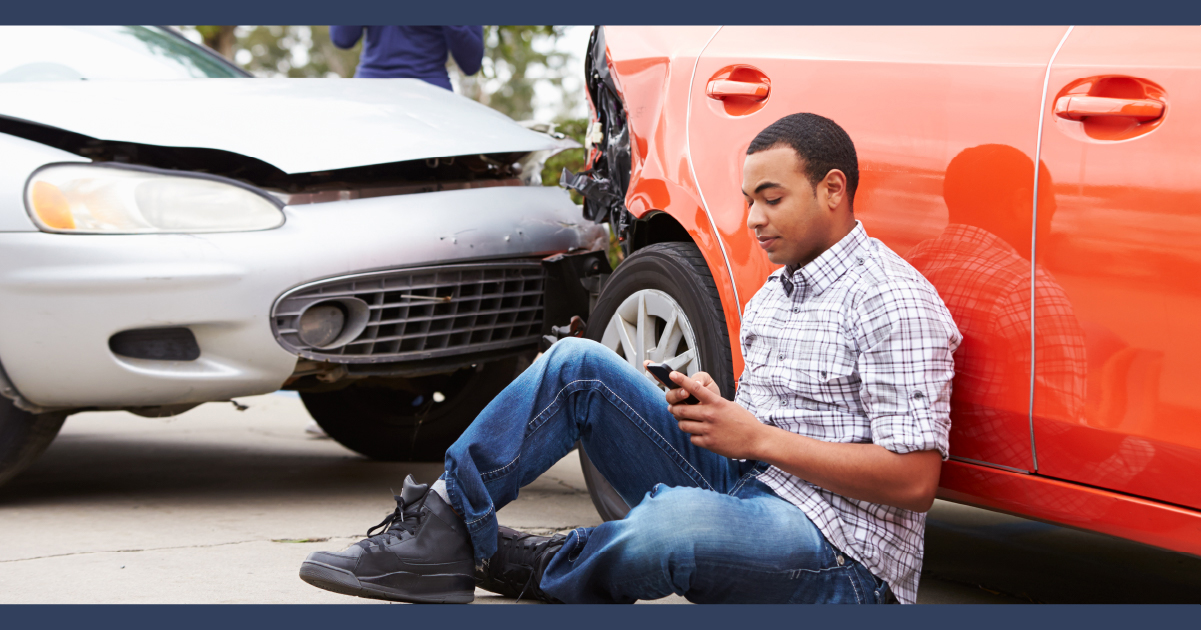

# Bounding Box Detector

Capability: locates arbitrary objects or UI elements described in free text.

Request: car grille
[272,262,545,364]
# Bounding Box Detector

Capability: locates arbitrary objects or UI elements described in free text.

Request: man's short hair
[746,113,859,209]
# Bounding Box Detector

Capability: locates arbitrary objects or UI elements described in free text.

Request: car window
[0,26,245,82]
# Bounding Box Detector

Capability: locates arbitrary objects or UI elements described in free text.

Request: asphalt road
[1,392,1197,604]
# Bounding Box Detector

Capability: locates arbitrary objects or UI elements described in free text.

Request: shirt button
[857,258,865,266]
[792,307,799,313]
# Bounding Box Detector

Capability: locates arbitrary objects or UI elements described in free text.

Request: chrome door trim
[1028,25,1075,473]
[685,25,743,321]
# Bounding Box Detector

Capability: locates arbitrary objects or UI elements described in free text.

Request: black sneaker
[299,475,474,603]
[475,526,567,603]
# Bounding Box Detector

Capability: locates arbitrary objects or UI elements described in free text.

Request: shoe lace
[356,495,421,549]
[492,532,565,602]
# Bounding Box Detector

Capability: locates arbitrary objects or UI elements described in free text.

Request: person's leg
[442,337,740,562]
[539,479,892,604]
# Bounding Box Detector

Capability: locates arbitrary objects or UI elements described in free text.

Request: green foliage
[456,26,577,122]
[193,25,226,42]
[235,26,361,78]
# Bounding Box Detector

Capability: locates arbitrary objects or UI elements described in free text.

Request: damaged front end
[0,77,586,211]
[561,26,634,247]
[0,114,554,205]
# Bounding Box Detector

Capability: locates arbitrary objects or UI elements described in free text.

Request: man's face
[742,146,834,267]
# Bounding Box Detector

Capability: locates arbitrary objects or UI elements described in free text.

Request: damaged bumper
[561,26,632,232]
[0,185,603,409]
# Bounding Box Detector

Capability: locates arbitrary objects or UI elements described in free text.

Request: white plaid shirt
[735,222,960,604]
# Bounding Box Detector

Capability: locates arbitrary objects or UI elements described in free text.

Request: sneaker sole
[299,560,475,604]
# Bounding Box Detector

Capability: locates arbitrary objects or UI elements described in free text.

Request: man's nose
[746,202,765,231]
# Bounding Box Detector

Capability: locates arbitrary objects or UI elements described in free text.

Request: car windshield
[0,26,244,82]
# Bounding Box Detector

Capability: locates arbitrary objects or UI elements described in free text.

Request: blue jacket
[330,26,485,90]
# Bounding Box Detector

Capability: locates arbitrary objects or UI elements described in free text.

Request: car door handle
[1054,95,1164,122]
[706,79,770,101]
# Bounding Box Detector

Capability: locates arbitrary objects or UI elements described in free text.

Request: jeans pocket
[784,565,872,604]
[850,560,892,604]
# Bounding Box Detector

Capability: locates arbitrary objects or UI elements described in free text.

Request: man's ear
[821,169,848,211]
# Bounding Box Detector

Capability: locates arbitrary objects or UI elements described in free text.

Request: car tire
[0,397,68,487]
[579,242,735,521]
[300,356,527,462]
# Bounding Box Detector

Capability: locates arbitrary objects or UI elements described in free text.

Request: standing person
[298,113,960,605]
[329,26,484,91]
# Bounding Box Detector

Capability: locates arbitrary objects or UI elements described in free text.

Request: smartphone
[646,362,700,405]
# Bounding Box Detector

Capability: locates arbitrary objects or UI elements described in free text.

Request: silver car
[0,26,605,484]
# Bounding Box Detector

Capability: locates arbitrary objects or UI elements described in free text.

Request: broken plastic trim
[560,169,621,209]
[560,26,633,242]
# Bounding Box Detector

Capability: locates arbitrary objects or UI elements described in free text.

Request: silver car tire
[0,397,68,488]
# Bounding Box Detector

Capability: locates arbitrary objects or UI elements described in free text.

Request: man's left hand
[668,371,768,460]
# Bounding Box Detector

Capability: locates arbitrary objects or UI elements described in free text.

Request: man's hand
[642,360,722,402]
[663,369,767,461]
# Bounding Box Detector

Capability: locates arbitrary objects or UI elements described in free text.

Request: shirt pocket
[787,341,858,403]
[800,354,855,383]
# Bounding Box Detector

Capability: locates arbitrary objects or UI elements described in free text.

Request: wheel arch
[628,210,691,251]
[624,185,745,379]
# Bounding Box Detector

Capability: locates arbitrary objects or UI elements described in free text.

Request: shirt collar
[774,221,871,298]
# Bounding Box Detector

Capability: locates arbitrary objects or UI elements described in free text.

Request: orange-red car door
[688,26,1068,472]
[1032,26,1201,509]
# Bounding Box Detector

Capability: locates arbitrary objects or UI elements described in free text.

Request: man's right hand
[643,360,721,403]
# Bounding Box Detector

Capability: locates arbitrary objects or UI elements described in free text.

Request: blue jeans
[442,338,892,604]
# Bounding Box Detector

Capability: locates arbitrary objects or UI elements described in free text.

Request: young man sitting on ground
[298,112,960,605]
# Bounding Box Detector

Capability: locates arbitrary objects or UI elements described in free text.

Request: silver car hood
[0,79,576,174]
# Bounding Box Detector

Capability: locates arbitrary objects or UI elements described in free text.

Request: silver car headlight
[25,164,285,234]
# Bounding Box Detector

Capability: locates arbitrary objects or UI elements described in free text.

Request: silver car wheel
[599,288,702,382]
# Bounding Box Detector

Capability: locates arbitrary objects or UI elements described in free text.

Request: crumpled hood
[0,79,576,174]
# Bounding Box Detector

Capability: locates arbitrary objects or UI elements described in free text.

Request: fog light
[291,297,370,350]
[298,304,346,348]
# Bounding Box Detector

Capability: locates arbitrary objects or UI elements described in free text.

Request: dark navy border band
[8,603,1200,630]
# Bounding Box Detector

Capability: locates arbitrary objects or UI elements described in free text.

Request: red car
[562,26,1201,557]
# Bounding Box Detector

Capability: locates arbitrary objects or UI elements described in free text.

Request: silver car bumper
[0,185,601,408]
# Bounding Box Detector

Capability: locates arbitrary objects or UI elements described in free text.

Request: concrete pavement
[0,392,1197,604]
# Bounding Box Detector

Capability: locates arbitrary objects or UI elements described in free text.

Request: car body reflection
[907,144,1086,472]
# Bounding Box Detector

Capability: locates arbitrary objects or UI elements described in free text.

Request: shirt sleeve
[854,279,959,460]
[329,26,365,49]
[443,26,485,76]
